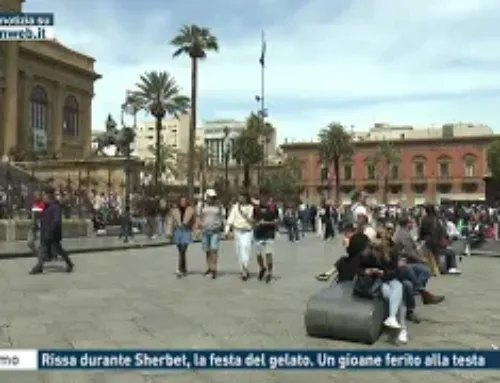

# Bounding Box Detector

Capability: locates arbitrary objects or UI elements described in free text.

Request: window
[30,86,48,131]
[391,165,399,179]
[439,162,450,178]
[343,165,352,180]
[464,155,476,177]
[414,162,425,179]
[63,95,79,136]
[367,164,375,180]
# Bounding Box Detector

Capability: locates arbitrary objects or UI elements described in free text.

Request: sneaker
[383,316,401,329]
[447,268,462,275]
[29,268,43,275]
[175,270,184,278]
[65,264,74,273]
[204,270,211,278]
[258,268,266,281]
[211,271,217,279]
[397,328,408,344]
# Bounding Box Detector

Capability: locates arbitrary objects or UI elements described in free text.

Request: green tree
[371,140,400,204]
[171,25,219,200]
[487,139,500,180]
[131,71,189,186]
[318,123,353,206]
[262,156,302,198]
[233,113,264,189]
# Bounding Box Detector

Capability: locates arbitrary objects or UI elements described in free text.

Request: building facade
[200,118,277,166]
[0,0,100,160]
[134,112,191,159]
[282,123,493,205]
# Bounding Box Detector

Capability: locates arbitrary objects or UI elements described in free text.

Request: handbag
[352,274,382,299]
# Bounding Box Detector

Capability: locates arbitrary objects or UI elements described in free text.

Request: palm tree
[318,123,353,206]
[372,140,400,204]
[131,71,190,187]
[171,25,219,200]
[233,113,264,189]
[145,143,179,183]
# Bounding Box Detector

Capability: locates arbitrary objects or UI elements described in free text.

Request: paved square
[0,235,498,382]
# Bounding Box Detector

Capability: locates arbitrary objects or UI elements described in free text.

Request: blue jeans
[381,279,405,323]
[201,230,221,251]
[400,263,431,291]
[402,280,416,311]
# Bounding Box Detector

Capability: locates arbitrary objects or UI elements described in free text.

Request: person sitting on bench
[315,223,369,281]
[393,215,445,308]
[358,230,409,343]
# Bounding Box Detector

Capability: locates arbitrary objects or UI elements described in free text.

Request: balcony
[436,175,453,185]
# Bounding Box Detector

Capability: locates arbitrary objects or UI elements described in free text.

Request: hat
[205,189,217,198]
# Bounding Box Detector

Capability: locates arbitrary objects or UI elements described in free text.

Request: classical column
[1,42,19,159]
[80,93,92,158]
[21,71,33,153]
[51,82,64,156]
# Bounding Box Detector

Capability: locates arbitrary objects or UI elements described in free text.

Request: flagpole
[259,30,266,188]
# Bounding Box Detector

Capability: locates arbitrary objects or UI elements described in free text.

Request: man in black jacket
[29,187,74,275]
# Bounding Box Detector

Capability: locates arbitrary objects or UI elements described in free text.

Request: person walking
[167,196,195,278]
[225,191,254,281]
[29,187,74,275]
[254,193,280,283]
[198,189,225,279]
[27,191,45,256]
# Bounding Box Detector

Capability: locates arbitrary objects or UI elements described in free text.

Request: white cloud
[28,0,500,140]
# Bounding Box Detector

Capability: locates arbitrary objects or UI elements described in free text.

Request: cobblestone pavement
[0,234,498,383]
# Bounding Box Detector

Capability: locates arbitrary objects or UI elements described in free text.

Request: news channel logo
[0,12,54,41]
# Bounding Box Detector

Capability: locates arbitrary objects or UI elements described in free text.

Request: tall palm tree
[171,25,219,200]
[132,71,189,187]
[233,113,264,189]
[372,140,400,204]
[318,123,353,206]
[145,143,179,183]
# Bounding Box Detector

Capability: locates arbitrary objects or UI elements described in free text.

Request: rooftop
[283,122,494,144]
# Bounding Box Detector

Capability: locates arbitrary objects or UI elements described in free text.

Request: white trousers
[234,229,253,268]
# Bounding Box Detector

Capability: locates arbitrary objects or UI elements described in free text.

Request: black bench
[304,281,385,344]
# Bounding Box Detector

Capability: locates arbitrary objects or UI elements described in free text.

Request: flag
[259,30,266,67]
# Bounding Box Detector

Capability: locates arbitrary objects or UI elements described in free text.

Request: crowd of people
[311,190,489,345]
[24,185,497,346]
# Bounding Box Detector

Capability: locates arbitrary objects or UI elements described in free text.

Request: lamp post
[120,95,138,243]
[223,126,230,207]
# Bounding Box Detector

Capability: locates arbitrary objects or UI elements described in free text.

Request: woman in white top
[225,192,255,281]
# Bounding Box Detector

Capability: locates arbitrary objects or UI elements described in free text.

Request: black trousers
[35,240,72,269]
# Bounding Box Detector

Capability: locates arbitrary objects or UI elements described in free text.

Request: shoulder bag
[352,274,382,299]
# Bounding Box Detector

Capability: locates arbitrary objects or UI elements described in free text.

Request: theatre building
[0,0,100,160]
[281,123,493,206]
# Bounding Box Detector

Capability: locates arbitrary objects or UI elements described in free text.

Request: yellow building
[0,0,100,160]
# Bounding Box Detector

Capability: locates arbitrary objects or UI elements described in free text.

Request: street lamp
[223,126,230,207]
[120,94,138,243]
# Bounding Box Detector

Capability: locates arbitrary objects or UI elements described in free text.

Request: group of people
[314,190,472,344]
[166,189,279,283]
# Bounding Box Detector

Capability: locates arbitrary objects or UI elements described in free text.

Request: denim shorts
[202,230,221,251]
